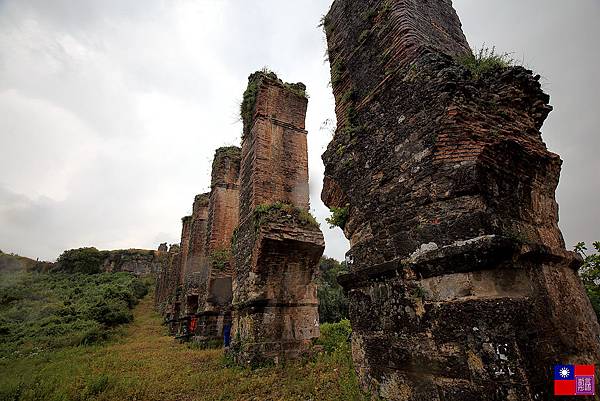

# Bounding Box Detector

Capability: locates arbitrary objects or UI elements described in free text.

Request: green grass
[0,291,368,401]
[456,46,514,79]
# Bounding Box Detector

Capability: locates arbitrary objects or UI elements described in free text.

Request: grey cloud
[0,0,597,263]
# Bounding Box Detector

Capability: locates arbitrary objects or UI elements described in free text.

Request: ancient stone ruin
[196,147,240,343]
[231,72,325,365]
[98,248,168,276]
[182,193,210,319]
[155,72,324,361]
[321,0,600,400]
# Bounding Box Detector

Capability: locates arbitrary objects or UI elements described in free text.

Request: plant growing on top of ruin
[319,14,333,37]
[215,146,241,160]
[576,241,600,319]
[456,46,514,79]
[209,249,231,271]
[240,71,263,136]
[253,202,319,230]
[326,205,349,230]
[240,68,307,138]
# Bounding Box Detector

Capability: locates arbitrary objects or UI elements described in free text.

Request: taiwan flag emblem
[554,364,595,396]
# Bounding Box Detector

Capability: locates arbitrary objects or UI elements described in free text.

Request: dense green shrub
[55,247,108,274]
[317,319,352,353]
[576,241,600,319]
[317,257,349,323]
[0,270,149,358]
[326,206,349,230]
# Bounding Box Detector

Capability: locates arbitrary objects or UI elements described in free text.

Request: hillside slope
[0,251,38,272]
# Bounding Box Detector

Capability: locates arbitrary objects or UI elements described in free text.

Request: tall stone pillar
[197,147,241,342]
[162,244,181,332]
[231,71,325,365]
[322,1,600,400]
[178,215,192,285]
[183,193,210,315]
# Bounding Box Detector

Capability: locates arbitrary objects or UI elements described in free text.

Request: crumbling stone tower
[231,71,325,364]
[178,215,192,285]
[155,243,175,308]
[156,213,193,328]
[159,215,191,324]
[183,193,210,315]
[196,147,241,342]
[322,0,600,400]
[157,243,180,327]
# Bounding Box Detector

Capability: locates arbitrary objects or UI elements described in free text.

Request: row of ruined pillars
[155,145,240,344]
[153,0,600,399]
[155,71,324,364]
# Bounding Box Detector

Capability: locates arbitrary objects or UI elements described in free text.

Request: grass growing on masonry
[0,289,370,401]
[331,60,345,86]
[253,202,320,230]
[240,68,307,138]
[319,14,333,37]
[215,146,241,160]
[456,46,514,79]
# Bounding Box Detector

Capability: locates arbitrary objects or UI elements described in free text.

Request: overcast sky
[0,0,598,262]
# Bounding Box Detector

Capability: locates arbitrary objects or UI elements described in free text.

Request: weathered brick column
[161,244,181,332]
[183,193,210,315]
[196,147,241,342]
[322,0,600,399]
[178,215,192,285]
[231,71,325,365]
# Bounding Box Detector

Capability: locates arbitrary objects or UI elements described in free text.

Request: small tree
[317,257,349,323]
[56,247,107,274]
[326,206,349,230]
[575,241,600,319]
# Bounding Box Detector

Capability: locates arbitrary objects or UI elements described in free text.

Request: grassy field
[0,290,368,401]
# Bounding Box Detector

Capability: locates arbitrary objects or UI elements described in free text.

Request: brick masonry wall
[239,78,310,221]
[202,147,240,316]
[183,193,209,314]
[178,216,192,284]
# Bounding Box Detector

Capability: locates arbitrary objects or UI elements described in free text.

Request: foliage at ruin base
[576,241,600,319]
[317,257,349,323]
